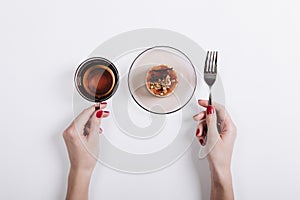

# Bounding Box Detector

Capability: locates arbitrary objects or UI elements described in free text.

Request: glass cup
[74,57,119,108]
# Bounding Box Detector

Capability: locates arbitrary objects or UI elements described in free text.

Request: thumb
[202,105,220,153]
[206,105,219,144]
[206,105,217,128]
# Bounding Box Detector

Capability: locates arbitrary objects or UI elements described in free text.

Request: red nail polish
[96,110,103,118]
[207,105,214,115]
[99,128,103,133]
[200,139,204,145]
[101,102,107,105]
[196,129,200,136]
[104,111,110,114]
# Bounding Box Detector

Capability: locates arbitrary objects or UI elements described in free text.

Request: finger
[199,100,236,138]
[72,102,108,135]
[198,99,224,113]
[73,102,107,126]
[88,110,110,137]
[74,105,95,123]
[83,126,91,136]
[102,110,110,118]
[205,105,220,147]
[196,122,206,146]
[197,136,205,146]
[193,111,206,121]
[87,110,104,138]
[198,99,233,127]
[197,121,209,147]
[198,99,209,107]
[206,105,217,127]
[196,121,206,137]
[95,102,108,110]
[71,105,96,134]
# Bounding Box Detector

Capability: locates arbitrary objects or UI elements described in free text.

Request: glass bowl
[128,46,197,114]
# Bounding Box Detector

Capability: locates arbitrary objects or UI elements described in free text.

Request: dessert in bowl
[145,65,178,97]
[128,46,196,114]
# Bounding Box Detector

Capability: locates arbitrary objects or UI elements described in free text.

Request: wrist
[208,157,231,181]
[69,167,93,181]
[210,168,233,192]
[66,167,93,200]
[210,165,232,183]
[210,168,234,200]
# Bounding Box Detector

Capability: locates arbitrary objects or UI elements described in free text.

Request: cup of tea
[74,57,119,103]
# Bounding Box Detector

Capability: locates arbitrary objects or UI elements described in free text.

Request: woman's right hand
[193,100,237,200]
[194,100,237,172]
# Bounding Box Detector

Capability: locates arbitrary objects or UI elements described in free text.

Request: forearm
[210,167,234,200]
[66,168,92,200]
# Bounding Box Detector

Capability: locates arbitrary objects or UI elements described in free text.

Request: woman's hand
[63,102,109,200]
[193,100,237,200]
[63,102,109,173]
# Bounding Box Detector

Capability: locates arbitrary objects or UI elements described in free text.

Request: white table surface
[1,0,300,199]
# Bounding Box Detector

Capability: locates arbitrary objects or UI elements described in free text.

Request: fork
[204,51,218,105]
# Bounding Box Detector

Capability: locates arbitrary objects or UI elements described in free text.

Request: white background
[1,0,300,199]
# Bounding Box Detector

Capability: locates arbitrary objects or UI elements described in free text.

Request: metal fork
[204,51,218,105]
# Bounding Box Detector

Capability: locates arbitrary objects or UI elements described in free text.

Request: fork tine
[208,51,213,72]
[211,51,216,73]
[214,51,218,73]
[204,51,209,72]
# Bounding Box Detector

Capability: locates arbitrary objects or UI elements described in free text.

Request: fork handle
[208,91,212,105]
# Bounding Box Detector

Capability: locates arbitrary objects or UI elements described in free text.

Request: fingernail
[199,138,204,145]
[193,113,198,118]
[99,128,103,134]
[207,105,214,115]
[104,110,110,114]
[101,102,107,105]
[196,128,200,136]
[96,110,103,118]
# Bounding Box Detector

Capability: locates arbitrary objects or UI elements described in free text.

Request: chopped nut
[165,75,171,86]
[154,82,161,90]
[162,86,167,93]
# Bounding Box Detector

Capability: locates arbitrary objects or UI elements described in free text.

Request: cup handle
[95,102,101,110]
